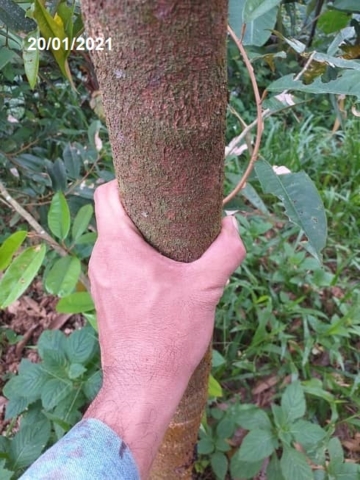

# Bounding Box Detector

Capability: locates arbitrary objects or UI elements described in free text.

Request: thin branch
[223,50,315,196]
[294,51,316,82]
[0,180,90,292]
[223,25,264,206]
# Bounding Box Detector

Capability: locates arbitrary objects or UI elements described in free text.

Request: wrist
[84,377,186,478]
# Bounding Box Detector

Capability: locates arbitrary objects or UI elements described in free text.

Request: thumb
[192,216,246,285]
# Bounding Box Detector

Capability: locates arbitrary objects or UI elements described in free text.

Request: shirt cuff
[20,418,140,480]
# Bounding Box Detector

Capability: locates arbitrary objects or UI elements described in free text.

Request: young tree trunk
[80,1,228,477]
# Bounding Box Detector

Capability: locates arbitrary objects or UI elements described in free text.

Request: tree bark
[80,1,228,478]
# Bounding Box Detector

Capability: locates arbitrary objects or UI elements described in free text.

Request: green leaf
[229,0,278,46]
[83,311,98,331]
[0,230,27,271]
[16,359,48,400]
[216,417,235,439]
[83,370,102,401]
[37,330,67,359]
[0,0,36,34]
[32,0,73,84]
[210,451,228,480]
[332,462,360,478]
[42,349,69,378]
[23,28,40,89]
[198,437,214,455]
[71,204,94,242]
[47,158,67,192]
[68,363,87,380]
[0,244,46,309]
[267,454,286,480]
[41,378,72,410]
[0,46,16,70]
[48,191,70,240]
[238,429,278,462]
[74,232,97,245]
[9,423,50,470]
[4,396,29,420]
[243,0,282,22]
[255,160,327,261]
[63,143,82,179]
[230,453,263,479]
[290,420,326,449]
[0,460,13,480]
[333,0,360,12]
[65,328,96,364]
[267,70,360,100]
[281,381,306,423]
[56,292,95,314]
[280,447,314,480]
[318,10,350,34]
[235,405,273,431]
[328,437,344,464]
[208,374,223,397]
[44,256,81,296]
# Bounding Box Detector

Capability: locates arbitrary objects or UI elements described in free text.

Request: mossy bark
[80,1,228,477]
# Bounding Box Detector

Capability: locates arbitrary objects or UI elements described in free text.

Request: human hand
[85,180,246,477]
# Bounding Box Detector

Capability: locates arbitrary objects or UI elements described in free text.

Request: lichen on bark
[80,0,228,477]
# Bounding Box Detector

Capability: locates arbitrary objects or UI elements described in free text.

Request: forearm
[84,372,189,479]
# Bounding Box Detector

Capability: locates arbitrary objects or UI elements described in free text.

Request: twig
[223,49,315,196]
[223,25,264,205]
[0,180,90,292]
[294,51,316,82]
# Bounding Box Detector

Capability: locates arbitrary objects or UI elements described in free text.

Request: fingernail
[231,216,239,232]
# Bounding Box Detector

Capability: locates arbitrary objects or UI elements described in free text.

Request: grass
[200,114,360,478]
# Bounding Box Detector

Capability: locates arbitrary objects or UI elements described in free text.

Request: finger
[93,180,142,239]
[192,216,246,284]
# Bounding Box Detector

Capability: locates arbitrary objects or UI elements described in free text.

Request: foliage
[1,327,101,478]
[0,0,360,479]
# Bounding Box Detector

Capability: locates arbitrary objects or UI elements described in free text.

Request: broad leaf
[41,378,72,410]
[0,230,27,271]
[4,396,29,420]
[71,204,94,241]
[56,292,95,314]
[0,47,16,70]
[48,191,70,240]
[235,405,273,431]
[230,453,263,479]
[280,447,314,480]
[0,0,36,33]
[208,374,223,397]
[210,451,228,480]
[267,70,360,100]
[0,460,12,480]
[281,381,306,423]
[267,454,286,480]
[290,420,326,449]
[0,244,46,309]
[23,29,40,89]
[44,256,81,296]
[83,370,102,401]
[32,0,73,83]
[38,330,67,359]
[243,0,282,22]
[334,0,360,12]
[63,143,82,179]
[9,423,50,470]
[255,160,327,261]
[238,429,278,462]
[228,0,278,46]
[65,327,96,364]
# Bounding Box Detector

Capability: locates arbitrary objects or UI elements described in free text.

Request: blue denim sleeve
[20,419,140,480]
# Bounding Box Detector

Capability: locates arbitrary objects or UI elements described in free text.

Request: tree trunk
[80,1,228,478]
